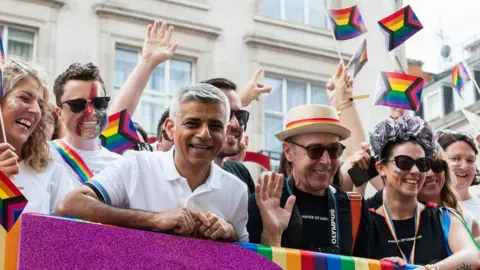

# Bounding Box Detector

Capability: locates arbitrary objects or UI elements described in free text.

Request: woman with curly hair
[437,130,480,222]
[367,115,479,269]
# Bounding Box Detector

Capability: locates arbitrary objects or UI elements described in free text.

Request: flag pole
[326,19,344,66]
[462,60,480,95]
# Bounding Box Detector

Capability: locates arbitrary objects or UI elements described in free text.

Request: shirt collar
[163,148,221,190]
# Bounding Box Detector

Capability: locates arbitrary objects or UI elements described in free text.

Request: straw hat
[275,104,351,142]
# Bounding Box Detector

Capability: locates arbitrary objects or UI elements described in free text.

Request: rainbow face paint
[392,167,402,182]
[75,82,108,139]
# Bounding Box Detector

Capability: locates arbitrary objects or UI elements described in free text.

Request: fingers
[274,173,284,200]
[326,80,334,91]
[190,210,210,227]
[0,165,19,176]
[164,25,174,42]
[341,66,348,81]
[151,20,159,39]
[146,24,152,40]
[380,257,407,266]
[360,142,370,151]
[252,68,263,83]
[267,172,277,198]
[0,143,16,154]
[261,173,269,202]
[335,61,343,77]
[158,22,167,40]
[284,195,296,214]
[255,83,272,94]
[254,182,261,205]
[168,43,179,54]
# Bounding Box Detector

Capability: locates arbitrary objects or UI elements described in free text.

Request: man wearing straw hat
[247,104,370,256]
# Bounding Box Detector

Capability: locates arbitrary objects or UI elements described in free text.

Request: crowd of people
[2,20,480,269]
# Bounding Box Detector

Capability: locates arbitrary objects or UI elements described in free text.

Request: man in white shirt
[56,83,249,242]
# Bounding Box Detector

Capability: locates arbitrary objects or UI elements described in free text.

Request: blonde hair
[434,150,464,216]
[2,60,50,171]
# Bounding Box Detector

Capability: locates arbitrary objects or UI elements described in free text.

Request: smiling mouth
[424,178,438,187]
[312,168,329,175]
[403,179,419,185]
[15,118,33,130]
[78,120,99,128]
[189,144,212,151]
[455,172,468,177]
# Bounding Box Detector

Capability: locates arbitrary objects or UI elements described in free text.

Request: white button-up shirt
[88,149,249,242]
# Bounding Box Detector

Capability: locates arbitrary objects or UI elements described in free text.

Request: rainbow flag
[452,62,471,96]
[327,5,367,41]
[0,171,27,232]
[378,5,423,51]
[236,242,419,269]
[351,39,368,78]
[100,110,140,154]
[374,72,424,111]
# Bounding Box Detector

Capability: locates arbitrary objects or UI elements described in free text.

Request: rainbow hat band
[275,104,351,142]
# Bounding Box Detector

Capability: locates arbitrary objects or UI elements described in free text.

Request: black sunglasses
[431,159,447,173]
[383,155,432,173]
[287,140,346,160]
[61,97,110,113]
[230,110,250,130]
[134,142,153,152]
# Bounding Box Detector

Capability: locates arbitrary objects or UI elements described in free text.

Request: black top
[222,161,255,194]
[247,176,371,257]
[366,189,384,209]
[292,185,330,250]
[369,206,449,265]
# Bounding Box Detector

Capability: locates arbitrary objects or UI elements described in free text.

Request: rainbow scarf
[382,203,421,264]
[236,242,418,269]
[50,140,93,183]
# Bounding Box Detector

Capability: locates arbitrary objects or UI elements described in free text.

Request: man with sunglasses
[247,104,371,257]
[203,77,256,194]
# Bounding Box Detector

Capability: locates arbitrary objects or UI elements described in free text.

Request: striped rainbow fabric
[236,242,420,270]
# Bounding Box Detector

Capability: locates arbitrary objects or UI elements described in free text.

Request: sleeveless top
[369,206,449,265]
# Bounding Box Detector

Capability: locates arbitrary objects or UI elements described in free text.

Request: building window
[263,0,327,28]
[263,76,329,162]
[0,25,35,62]
[424,90,443,121]
[113,47,193,135]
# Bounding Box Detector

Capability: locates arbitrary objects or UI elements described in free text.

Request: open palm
[142,21,178,65]
[255,172,296,234]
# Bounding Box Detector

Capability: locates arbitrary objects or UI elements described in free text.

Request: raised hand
[348,142,371,170]
[326,62,352,107]
[240,68,272,107]
[0,143,19,177]
[153,208,209,236]
[196,211,238,241]
[142,20,178,67]
[255,172,296,237]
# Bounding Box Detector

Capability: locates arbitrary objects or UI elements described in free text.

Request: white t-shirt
[47,138,120,212]
[463,198,480,222]
[87,149,249,242]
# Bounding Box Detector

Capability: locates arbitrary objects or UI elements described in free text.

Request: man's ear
[283,142,294,162]
[164,118,175,140]
[55,107,62,118]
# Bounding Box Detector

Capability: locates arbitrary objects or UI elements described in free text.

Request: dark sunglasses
[287,140,346,160]
[230,109,250,130]
[383,155,432,173]
[61,97,110,113]
[134,142,153,152]
[431,159,447,173]
[159,129,172,142]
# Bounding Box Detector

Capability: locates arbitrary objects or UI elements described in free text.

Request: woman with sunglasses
[438,130,480,222]
[367,115,479,269]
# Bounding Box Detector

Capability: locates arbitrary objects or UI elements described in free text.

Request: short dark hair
[202,78,237,91]
[157,108,170,141]
[133,122,149,142]
[53,63,107,106]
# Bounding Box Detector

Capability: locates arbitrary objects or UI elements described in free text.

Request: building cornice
[161,0,210,11]
[16,0,66,8]
[94,3,221,40]
[244,34,351,61]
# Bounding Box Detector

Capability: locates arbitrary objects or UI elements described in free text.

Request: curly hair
[370,115,436,160]
[53,63,106,106]
[45,102,63,140]
[2,60,50,171]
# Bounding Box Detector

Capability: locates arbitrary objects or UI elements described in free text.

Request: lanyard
[382,202,421,264]
[50,140,93,183]
[327,186,340,252]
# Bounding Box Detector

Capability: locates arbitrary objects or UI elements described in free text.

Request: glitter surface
[18,214,280,269]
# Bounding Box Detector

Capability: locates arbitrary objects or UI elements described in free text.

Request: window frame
[0,24,37,63]
[423,89,444,121]
[263,75,327,154]
[264,0,327,28]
